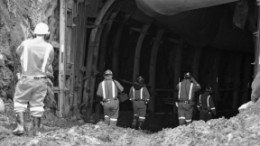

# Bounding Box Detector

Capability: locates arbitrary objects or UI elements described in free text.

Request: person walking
[96,69,124,126]
[129,76,150,130]
[197,87,216,122]
[176,72,201,125]
[13,22,54,135]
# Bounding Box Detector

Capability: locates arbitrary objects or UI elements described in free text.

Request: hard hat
[206,87,213,92]
[136,76,145,84]
[104,69,113,76]
[33,22,50,35]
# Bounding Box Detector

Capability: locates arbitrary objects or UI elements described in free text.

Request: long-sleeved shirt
[129,86,150,101]
[16,38,54,77]
[96,79,124,100]
[176,79,201,101]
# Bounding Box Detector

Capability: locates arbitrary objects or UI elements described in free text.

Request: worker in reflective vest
[176,72,201,125]
[129,76,150,130]
[13,22,54,136]
[96,69,124,126]
[197,87,216,122]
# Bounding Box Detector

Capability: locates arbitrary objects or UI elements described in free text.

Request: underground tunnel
[3,0,260,145]
[46,0,255,131]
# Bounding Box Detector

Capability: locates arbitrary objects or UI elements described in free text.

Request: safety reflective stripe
[14,102,27,109]
[23,43,28,72]
[30,106,44,112]
[110,118,117,121]
[41,46,51,72]
[207,95,210,108]
[102,81,106,99]
[132,87,143,99]
[104,115,109,118]
[186,119,192,122]
[132,88,135,99]
[140,88,143,100]
[211,107,216,110]
[188,83,193,100]
[199,95,202,104]
[178,117,185,120]
[178,83,181,99]
[102,81,116,99]
[139,116,146,120]
[112,81,115,98]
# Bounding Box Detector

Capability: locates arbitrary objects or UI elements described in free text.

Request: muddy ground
[1,99,260,146]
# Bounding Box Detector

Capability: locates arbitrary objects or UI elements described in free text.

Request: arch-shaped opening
[70,0,254,131]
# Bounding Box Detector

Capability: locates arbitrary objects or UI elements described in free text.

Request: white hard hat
[33,22,50,35]
[104,69,113,76]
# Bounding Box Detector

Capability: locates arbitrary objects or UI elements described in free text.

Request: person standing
[197,87,216,122]
[13,22,54,135]
[176,72,201,125]
[129,76,150,130]
[96,69,124,126]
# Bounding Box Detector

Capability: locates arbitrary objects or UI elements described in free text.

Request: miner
[176,72,201,125]
[96,69,124,126]
[129,76,150,130]
[13,22,54,136]
[197,86,216,121]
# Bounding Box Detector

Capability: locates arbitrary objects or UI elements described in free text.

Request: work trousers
[103,99,119,125]
[199,110,212,122]
[132,100,147,122]
[14,78,47,117]
[178,102,193,125]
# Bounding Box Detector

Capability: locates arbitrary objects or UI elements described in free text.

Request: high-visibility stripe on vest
[207,95,210,108]
[132,87,143,100]
[178,83,181,99]
[188,83,194,100]
[101,81,116,99]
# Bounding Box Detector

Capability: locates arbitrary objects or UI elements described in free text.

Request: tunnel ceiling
[134,0,253,52]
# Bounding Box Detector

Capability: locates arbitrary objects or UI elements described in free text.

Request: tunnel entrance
[62,0,255,130]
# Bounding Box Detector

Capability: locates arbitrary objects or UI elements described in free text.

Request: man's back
[17,38,54,76]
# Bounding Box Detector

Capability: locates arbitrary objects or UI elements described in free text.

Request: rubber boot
[131,116,138,129]
[110,118,117,127]
[32,117,41,136]
[13,112,25,136]
[138,121,144,130]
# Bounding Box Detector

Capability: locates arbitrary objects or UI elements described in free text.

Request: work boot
[138,121,144,130]
[110,118,117,127]
[32,117,41,136]
[131,117,138,129]
[13,112,25,136]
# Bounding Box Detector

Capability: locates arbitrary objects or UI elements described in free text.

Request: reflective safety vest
[132,87,144,100]
[199,95,210,109]
[101,81,116,99]
[178,82,194,100]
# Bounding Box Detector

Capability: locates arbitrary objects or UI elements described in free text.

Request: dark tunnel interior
[69,0,255,131]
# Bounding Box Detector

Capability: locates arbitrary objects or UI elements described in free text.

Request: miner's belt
[22,76,47,80]
[179,100,193,104]
[103,98,118,103]
[133,99,145,101]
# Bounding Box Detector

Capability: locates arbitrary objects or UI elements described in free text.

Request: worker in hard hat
[197,86,216,121]
[176,72,201,125]
[13,22,54,136]
[96,69,124,126]
[129,76,150,130]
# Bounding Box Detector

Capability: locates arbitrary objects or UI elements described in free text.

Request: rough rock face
[0,100,260,146]
[0,0,58,100]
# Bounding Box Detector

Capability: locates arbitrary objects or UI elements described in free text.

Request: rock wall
[0,0,59,100]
